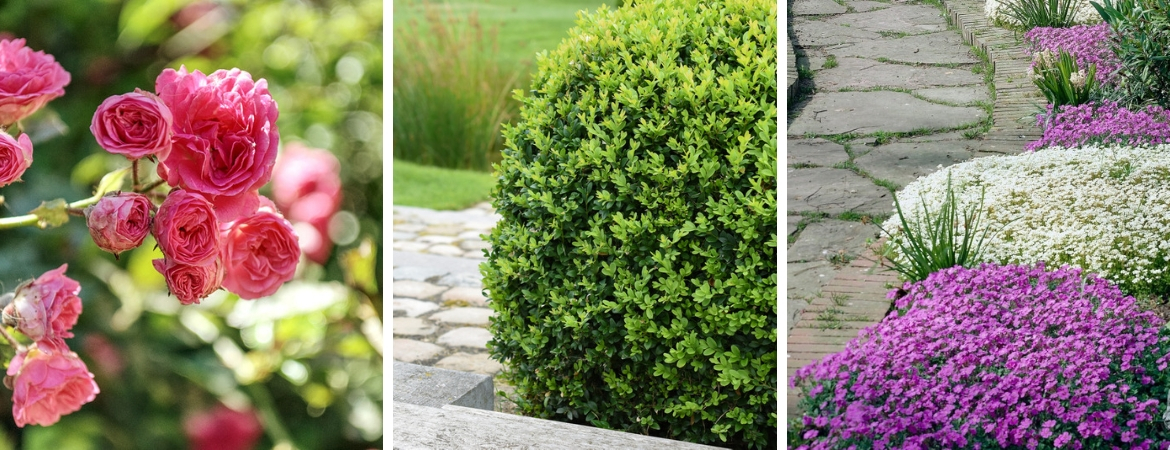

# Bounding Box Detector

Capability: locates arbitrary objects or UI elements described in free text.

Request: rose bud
[221,201,300,299]
[152,190,221,266]
[152,257,223,305]
[7,264,81,344]
[89,89,173,160]
[7,342,99,427]
[0,131,32,187]
[0,38,70,127]
[85,192,155,257]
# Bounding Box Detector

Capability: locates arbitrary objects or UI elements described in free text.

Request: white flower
[1069,70,1087,90]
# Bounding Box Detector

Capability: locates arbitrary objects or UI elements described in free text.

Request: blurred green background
[0,0,382,448]
[391,0,607,210]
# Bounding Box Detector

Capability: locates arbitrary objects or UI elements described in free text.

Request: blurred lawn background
[0,1,382,449]
[391,0,608,209]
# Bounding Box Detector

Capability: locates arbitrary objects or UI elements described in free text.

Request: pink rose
[0,131,32,187]
[221,203,300,299]
[152,258,223,305]
[184,404,262,450]
[85,193,154,256]
[0,39,70,126]
[89,89,173,160]
[272,143,342,219]
[7,343,99,427]
[152,190,221,266]
[5,265,81,344]
[154,67,279,209]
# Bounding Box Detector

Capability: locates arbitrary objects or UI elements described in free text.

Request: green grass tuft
[393,159,496,210]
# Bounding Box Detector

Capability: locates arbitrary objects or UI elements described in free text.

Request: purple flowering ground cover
[1027,100,1170,150]
[789,263,1170,449]
[1025,24,1120,86]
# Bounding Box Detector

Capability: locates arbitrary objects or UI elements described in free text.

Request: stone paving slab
[826,5,948,33]
[787,138,849,167]
[846,0,890,11]
[914,86,990,105]
[788,91,986,136]
[792,0,847,15]
[787,167,891,215]
[813,57,984,91]
[833,32,978,65]
[792,19,882,47]
[787,219,882,263]
[853,141,977,188]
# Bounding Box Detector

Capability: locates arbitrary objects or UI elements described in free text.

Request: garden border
[785,0,1046,421]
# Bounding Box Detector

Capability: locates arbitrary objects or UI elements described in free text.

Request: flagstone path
[786,0,1040,420]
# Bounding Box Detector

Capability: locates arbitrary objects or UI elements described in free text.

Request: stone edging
[940,0,1045,153]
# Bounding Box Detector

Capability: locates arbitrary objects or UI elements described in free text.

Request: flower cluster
[88,67,300,303]
[791,263,1170,449]
[0,38,70,189]
[1025,24,1120,86]
[272,143,343,264]
[1027,100,1170,150]
[882,144,1170,297]
[1,266,99,427]
[985,0,1102,26]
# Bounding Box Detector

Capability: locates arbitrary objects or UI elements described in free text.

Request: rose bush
[0,130,31,187]
[89,89,173,160]
[0,38,69,127]
[84,192,154,256]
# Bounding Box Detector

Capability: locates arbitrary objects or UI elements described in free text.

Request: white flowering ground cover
[985,0,1101,25]
[882,144,1170,297]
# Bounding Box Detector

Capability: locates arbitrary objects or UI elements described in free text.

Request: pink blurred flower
[152,257,223,305]
[154,67,279,215]
[6,265,81,344]
[0,131,32,187]
[7,343,99,427]
[184,404,263,450]
[221,202,299,299]
[152,190,221,266]
[89,89,173,160]
[82,335,124,378]
[85,193,154,257]
[292,221,330,265]
[0,38,70,127]
[272,143,341,219]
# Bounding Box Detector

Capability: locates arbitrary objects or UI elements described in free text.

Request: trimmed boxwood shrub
[481,0,777,447]
[790,263,1170,449]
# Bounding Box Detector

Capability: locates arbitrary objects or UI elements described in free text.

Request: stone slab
[393,298,441,318]
[393,402,723,449]
[393,339,444,363]
[813,57,983,91]
[435,352,505,375]
[393,280,448,300]
[833,32,978,65]
[441,287,489,307]
[827,5,947,33]
[846,0,889,11]
[787,219,882,263]
[438,327,494,349]
[787,216,803,240]
[853,141,976,187]
[437,271,485,288]
[788,260,837,300]
[792,0,847,15]
[791,19,881,48]
[394,205,503,226]
[393,361,494,411]
[787,91,986,136]
[393,317,438,337]
[430,308,494,326]
[394,241,430,252]
[428,244,466,257]
[393,251,485,274]
[787,138,849,167]
[787,168,892,216]
[393,266,450,282]
[913,86,990,105]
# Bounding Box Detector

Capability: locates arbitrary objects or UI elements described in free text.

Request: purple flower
[1027,100,1170,150]
[1025,24,1120,86]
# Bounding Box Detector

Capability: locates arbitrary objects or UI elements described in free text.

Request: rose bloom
[5,265,81,344]
[85,193,154,257]
[184,404,262,450]
[152,257,223,305]
[89,89,173,160]
[0,39,70,126]
[0,130,32,187]
[7,343,99,427]
[221,202,300,299]
[154,67,279,220]
[152,190,221,266]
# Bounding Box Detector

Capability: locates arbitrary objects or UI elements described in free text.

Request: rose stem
[0,326,24,352]
[65,208,85,217]
[135,179,166,194]
[131,159,140,190]
[247,383,299,449]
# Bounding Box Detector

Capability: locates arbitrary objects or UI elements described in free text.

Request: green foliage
[393,1,524,171]
[1032,49,1098,110]
[1001,0,1079,28]
[392,160,496,210]
[1092,0,1170,107]
[879,174,994,283]
[482,0,777,447]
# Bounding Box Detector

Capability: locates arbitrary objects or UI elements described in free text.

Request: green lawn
[393,159,497,210]
[393,0,611,71]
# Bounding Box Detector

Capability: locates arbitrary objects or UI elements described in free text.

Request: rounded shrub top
[791,263,1170,449]
[883,144,1170,297]
[481,0,777,448]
